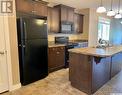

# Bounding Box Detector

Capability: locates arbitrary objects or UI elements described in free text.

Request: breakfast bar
[69,46,122,94]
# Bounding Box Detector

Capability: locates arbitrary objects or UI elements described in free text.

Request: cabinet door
[34,3,47,17]
[78,15,83,33]
[74,14,78,33]
[51,8,60,33]
[56,47,65,68]
[48,47,65,72]
[74,14,84,33]
[61,6,67,22]
[67,8,74,22]
[47,7,52,33]
[16,0,33,13]
[111,53,122,78]
[48,48,57,72]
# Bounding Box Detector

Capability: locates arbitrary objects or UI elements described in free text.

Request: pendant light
[107,0,115,16]
[96,0,106,13]
[114,0,122,19]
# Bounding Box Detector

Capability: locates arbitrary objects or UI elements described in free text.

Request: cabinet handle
[57,52,60,54]
[31,11,36,13]
[52,48,55,50]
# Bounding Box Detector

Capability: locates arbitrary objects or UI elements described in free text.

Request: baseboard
[9,83,21,91]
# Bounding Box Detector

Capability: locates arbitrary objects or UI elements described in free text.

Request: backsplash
[48,33,88,41]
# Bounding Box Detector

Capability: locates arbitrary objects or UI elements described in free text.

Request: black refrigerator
[17,17,48,85]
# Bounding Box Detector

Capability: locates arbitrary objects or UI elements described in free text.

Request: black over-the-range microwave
[61,21,74,34]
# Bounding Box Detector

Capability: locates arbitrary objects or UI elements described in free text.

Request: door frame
[1,0,21,91]
[2,15,17,91]
[4,16,14,91]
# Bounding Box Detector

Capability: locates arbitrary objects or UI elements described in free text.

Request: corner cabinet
[48,46,65,72]
[16,0,48,17]
[74,13,84,33]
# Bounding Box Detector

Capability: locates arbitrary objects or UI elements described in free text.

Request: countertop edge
[68,46,122,57]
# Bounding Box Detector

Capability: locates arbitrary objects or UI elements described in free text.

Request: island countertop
[68,45,122,57]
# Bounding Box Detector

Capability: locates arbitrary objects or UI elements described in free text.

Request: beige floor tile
[0,69,122,95]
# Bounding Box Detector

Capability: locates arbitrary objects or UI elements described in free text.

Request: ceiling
[44,0,122,13]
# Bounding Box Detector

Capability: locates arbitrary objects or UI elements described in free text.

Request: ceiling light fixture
[96,0,106,13]
[107,0,115,16]
[114,0,122,19]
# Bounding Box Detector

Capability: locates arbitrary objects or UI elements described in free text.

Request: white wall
[88,8,98,47]
[87,8,112,47]
[110,19,122,45]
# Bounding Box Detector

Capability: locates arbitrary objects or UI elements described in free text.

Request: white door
[0,16,9,93]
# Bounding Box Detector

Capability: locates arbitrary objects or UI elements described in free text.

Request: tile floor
[0,69,122,95]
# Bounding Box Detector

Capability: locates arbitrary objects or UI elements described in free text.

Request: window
[98,17,110,41]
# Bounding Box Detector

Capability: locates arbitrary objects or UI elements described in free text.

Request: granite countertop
[48,42,66,48]
[68,45,122,57]
[48,40,88,48]
[48,44,66,48]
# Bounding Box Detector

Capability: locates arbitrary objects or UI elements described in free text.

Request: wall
[110,19,122,45]
[48,34,84,41]
[86,8,111,47]
[88,8,98,46]
[87,8,122,46]
[8,16,20,85]
[8,0,20,86]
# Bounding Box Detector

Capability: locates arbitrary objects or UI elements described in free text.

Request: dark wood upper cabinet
[48,4,84,34]
[74,13,84,33]
[48,7,59,33]
[60,6,67,21]
[48,4,74,34]
[67,8,74,22]
[16,0,33,13]
[16,0,48,17]
[55,5,74,23]
[34,2,47,17]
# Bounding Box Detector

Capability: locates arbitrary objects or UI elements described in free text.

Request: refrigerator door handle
[22,45,26,48]
[19,44,21,47]
[23,21,27,40]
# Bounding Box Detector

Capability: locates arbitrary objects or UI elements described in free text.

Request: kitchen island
[69,46,122,94]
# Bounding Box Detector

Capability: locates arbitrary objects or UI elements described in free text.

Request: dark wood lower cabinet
[69,52,122,94]
[48,46,65,72]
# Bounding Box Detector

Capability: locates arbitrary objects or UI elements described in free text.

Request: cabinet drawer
[48,46,65,52]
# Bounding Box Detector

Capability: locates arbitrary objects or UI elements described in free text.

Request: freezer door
[19,39,48,85]
[17,18,47,40]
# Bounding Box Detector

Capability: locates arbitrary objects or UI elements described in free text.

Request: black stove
[55,37,79,67]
